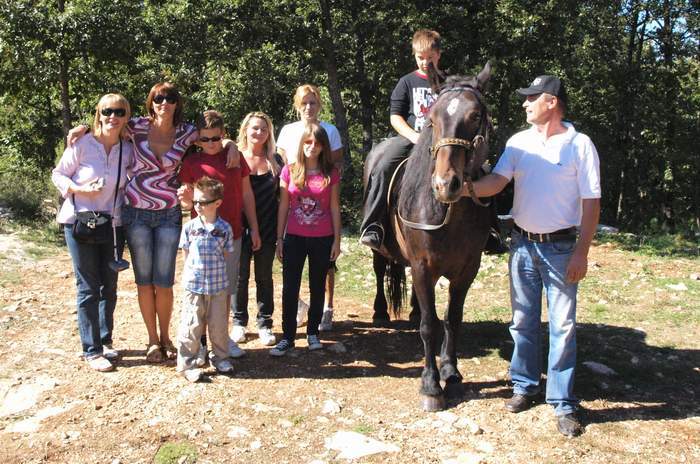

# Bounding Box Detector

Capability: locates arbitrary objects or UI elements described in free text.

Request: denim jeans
[122,205,181,287]
[233,238,276,329]
[281,234,333,341]
[508,230,579,416]
[64,225,125,358]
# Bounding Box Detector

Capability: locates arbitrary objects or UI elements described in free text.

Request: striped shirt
[179,216,234,295]
[125,117,197,210]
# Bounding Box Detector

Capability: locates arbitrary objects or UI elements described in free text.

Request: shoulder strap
[111,141,123,217]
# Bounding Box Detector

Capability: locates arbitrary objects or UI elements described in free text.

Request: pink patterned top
[124,117,197,210]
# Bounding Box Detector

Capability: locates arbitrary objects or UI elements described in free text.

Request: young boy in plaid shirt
[177,177,235,382]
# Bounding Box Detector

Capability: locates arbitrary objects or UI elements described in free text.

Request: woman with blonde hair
[52,93,134,372]
[231,112,285,346]
[276,85,343,331]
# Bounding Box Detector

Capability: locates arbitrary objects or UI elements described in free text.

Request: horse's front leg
[412,264,444,411]
[371,251,390,324]
[408,285,420,326]
[440,280,469,399]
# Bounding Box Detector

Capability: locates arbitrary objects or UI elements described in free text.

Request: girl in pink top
[270,123,341,356]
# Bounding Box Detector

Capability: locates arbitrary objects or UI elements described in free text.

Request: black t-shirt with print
[389,71,437,132]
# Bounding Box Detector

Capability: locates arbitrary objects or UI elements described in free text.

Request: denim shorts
[122,205,182,287]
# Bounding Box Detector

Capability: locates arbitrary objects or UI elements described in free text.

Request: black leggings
[281,234,333,341]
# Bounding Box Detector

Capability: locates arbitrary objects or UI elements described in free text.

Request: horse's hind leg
[371,251,390,325]
[412,265,445,411]
[440,281,469,400]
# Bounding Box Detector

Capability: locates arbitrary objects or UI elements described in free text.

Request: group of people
[52,29,600,438]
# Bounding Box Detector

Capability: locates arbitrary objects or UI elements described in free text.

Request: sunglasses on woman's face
[101,107,126,117]
[199,136,222,143]
[193,198,217,206]
[153,94,177,104]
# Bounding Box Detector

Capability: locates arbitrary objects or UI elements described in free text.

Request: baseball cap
[516,75,567,104]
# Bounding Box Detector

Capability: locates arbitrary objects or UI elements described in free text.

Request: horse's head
[428,62,492,204]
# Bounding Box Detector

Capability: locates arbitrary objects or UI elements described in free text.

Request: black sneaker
[360,224,384,251]
[270,339,294,357]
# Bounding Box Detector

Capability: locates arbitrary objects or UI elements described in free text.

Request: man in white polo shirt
[461,75,601,437]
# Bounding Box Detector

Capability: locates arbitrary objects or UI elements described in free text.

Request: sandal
[146,344,163,363]
[162,342,177,360]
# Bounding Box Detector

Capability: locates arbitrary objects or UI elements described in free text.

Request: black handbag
[72,141,122,244]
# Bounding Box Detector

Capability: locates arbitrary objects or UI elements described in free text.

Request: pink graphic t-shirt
[280,165,340,238]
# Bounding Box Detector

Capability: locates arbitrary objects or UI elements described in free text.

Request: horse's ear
[427,63,446,94]
[476,61,492,91]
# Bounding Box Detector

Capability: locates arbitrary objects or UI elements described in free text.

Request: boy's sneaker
[182,368,202,383]
[319,308,334,331]
[195,343,208,368]
[214,358,234,374]
[227,339,246,358]
[231,325,246,343]
[296,299,309,326]
[86,355,114,372]
[258,327,276,346]
[307,334,323,351]
[102,344,119,360]
[270,339,294,357]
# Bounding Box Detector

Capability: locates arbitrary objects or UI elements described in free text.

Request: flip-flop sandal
[146,344,163,363]
[162,342,177,360]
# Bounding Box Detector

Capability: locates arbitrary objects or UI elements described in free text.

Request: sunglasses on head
[153,94,177,104]
[101,107,126,117]
[198,136,222,143]
[193,198,217,206]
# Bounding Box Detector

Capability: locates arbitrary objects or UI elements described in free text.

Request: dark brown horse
[363,63,493,411]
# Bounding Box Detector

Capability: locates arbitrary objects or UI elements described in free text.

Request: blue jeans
[122,205,181,287]
[508,230,579,416]
[64,225,125,358]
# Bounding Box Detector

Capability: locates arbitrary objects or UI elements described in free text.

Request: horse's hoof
[421,394,446,412]
[444,382,465,399]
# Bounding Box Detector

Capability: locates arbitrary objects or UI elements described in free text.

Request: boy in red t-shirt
[178,110,261,361]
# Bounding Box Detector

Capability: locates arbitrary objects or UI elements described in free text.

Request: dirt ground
[0,233,698,463]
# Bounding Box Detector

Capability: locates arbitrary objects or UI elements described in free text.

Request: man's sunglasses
[101,107,126,117]
[193,198,217,206]
[153,94,177,104]
[199,136,222,143]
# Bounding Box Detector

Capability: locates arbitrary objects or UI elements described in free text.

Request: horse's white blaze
[446,98,459,116]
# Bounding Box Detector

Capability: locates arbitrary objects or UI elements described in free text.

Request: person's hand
[177,184,193,209]
[330,238,341,261]
[408,130,420,145]
[566,248,588,283]
[225,143,241,169]
[250,229,262,252]
[276,240,284,262]
[72,178,104,194]
[67,125,89,147]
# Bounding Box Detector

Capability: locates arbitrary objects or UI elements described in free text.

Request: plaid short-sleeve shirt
[179,216,234,295]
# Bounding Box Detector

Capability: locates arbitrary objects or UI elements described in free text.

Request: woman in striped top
[231,112,285,347]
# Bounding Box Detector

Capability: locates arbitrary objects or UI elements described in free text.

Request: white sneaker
[227,339,246,358]
[102,344,119,360]
[258,327,276,346]
[231,325,247,343]
[195,343,208,368]
[214,358,234,374]
[296,299,309,326]
[307,334,323,351]
[183,368,202,383]
[319,308,334,331]
[86,355,114,372]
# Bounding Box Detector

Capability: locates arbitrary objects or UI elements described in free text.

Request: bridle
[428,86,491,208]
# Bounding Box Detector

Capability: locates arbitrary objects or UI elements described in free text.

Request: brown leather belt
[513,225,577,243]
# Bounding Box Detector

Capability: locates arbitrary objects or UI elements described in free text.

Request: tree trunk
[57,0,72,140]
[350,0,373,155]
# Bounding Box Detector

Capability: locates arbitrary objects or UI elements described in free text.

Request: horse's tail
[385,261,406,319]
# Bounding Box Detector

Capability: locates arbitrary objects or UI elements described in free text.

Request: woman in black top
[232,112,284,346]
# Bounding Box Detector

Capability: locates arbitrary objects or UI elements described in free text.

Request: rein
[429,86,491,208]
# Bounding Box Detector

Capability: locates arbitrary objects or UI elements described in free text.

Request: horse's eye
[470,112,481,121]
